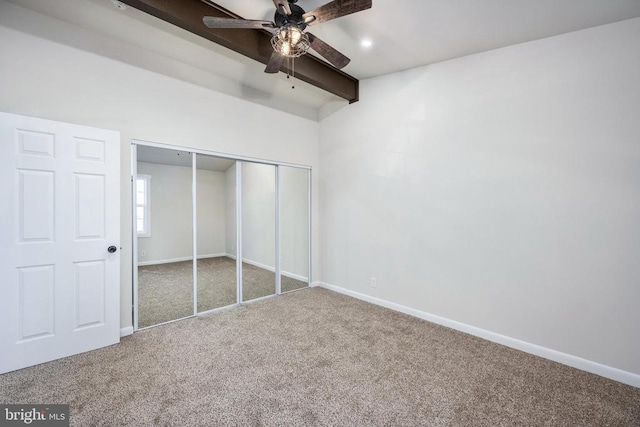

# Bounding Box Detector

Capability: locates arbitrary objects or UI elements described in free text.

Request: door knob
[108,246,117,253]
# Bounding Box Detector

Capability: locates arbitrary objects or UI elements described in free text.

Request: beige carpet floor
[138,256,307,328]
[1,288,638,426]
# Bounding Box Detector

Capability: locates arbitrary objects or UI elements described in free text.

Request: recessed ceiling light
[360,39,373,48]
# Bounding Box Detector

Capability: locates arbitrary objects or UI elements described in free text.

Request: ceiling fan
[202,0,372,73]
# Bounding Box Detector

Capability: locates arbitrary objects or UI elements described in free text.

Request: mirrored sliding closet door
[133,142,312,330]
[196,154,238,313]
[136,146,194,328]
[241,162,277,302]
[279,166,310,292]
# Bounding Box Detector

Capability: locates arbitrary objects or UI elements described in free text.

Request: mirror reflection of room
[280,166,310,292]
[135,148,312,327]
[136,146,194,328]
[196,155,237,313]
[241,162,277,301]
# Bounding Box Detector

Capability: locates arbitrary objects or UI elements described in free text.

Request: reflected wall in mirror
[280,166,310,292]
[136,146,193,328]
[241,162,276,301]
[196,155,237,313]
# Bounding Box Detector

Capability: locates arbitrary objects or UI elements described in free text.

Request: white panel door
[0,112,120,374]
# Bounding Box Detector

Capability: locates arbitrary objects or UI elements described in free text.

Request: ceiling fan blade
[302,0,372,26]
[203,16,275,29]
[307,33,351,69]
[264,51,285,74]
[272,0,292,16]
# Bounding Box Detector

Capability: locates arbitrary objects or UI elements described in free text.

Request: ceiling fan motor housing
[275,3,307,30]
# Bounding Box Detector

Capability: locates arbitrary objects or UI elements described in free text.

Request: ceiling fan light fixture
[271,25,310,58]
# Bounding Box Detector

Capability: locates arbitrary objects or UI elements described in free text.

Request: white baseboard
[226,254,308,282]
[241,257,274,272]
[120,326,133,338]
[282,271,308,282]
[317,282,640,388]
[138,253,227,266]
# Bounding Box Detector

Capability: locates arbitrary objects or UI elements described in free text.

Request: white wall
[319,18,640,376]
[196,167,227,258]
[0,0,320,331]
[136,162,227,264]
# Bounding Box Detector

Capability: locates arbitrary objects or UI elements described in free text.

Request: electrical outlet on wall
[140,250,146,257]
[370,277,377,288]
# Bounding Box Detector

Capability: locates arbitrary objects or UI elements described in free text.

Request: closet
[132,142,310,330]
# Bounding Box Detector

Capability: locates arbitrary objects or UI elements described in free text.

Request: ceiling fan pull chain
[292,57,296,89]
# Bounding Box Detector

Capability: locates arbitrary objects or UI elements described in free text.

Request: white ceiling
[212,0,640,79]
[7,0,640,119]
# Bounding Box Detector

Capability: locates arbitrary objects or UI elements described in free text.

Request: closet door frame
[131,144,138,331]
[131,139,311,331]
[192,153,198,316]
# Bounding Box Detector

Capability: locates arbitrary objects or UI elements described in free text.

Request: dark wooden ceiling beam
[119,0,359,103]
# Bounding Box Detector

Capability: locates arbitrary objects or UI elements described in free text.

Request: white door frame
[192,153,198,316]
[275,166,281,296]
[131,144,139,331]
[236,161,243,304]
